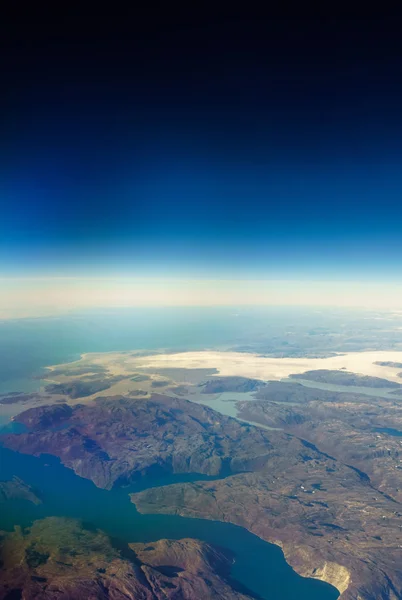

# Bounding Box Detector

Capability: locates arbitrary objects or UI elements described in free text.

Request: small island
[200,376,263,394]
[0,476,41,505]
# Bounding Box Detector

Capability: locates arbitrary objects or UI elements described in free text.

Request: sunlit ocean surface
[0,306,380,393]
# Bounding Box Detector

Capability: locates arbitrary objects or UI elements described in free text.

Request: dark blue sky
[1,9,402,280]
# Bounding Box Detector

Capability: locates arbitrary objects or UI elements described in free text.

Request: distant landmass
[44,377,124,399]
[0,392,44,405]
[290,369,401,388]
[200,376,263,394]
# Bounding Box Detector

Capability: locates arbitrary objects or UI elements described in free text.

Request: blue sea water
[0,305,358,393]
[0,307,249,392]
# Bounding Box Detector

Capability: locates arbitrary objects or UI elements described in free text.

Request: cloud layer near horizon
[1,278,402,319]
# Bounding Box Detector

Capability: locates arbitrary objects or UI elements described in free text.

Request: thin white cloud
[1,277,402,319]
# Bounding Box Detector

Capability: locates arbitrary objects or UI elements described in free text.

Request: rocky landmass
[236,382,402,502]
[151,379,170,388]
[44,377,124,399]
[129,538,252,599]
[167,385,190,396]
[0,517,251,600]
[252,381,376,404]
[0,393,44,405]
[200,377,263,394]
[130,374,151,382]
[3,394,402,598]
[290,369,401,388]
[13,403,74,430]
[374,361,402,369]
[132,455,402,600]
[0,476,41,505]
[3,395,276,489]
[128,389,149,396]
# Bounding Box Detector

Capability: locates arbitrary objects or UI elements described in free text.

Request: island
[289,369,402,388]
[44,376,125,399]
[0,393,44,406]
[0,476,41,505]
[199,376,263,394]
[374,361,402,369]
